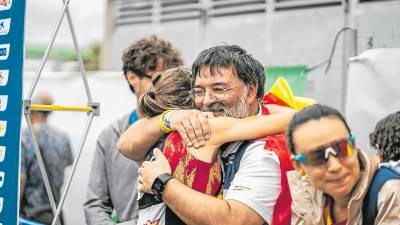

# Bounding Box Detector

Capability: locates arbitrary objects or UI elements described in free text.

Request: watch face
[152,178,163,194]
[163,118,170,128]
[154,182,162,190]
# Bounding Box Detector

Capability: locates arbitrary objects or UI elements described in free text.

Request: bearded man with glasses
[118,45,292,225]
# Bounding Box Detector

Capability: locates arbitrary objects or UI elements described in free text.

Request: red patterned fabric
[260,105,293,225]
[163,132,222,196]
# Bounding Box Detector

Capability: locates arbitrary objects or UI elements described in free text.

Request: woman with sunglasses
[286,104,400,225]
[121,66,295,225]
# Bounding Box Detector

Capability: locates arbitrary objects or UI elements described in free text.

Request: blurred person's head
[191,45,265,118]
[287,104,361,202]
[369,111,400,162]
[139,66,194,117]
[30,92,53,124]
[122,35,183,98]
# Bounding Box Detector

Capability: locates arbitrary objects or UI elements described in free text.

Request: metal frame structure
[22,0,100,224]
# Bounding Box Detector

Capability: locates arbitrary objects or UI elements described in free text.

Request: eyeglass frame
[291,135,356,167]
[189,85,244,102]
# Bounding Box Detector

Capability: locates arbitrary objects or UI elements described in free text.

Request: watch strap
[152,173,173,200]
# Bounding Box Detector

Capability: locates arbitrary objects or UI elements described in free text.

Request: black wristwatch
[151,173,173,201]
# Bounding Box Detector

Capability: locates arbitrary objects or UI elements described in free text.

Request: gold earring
[299,170,305,176]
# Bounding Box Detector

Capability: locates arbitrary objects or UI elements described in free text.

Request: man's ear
[126,71,140,87]
[246,84,258,103]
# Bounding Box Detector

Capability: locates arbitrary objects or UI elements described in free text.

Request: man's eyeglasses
[291,135,356,167]
[190,85,242,101]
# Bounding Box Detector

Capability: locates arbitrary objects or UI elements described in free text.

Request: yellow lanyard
[324,197,348,225]
[324,200,333,225]
[324,197,333,225]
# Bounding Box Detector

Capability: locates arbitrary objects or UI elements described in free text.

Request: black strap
[221,141,252,190]
[165,206,185,225]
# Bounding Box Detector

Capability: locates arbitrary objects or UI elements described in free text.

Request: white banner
[345,48,400,154]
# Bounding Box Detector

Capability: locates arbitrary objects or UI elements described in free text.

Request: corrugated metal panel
[275,0,341,11]
[209,0,266,18]
[160,0,203,22]
[359,0,400,2]
[115,0,153,26]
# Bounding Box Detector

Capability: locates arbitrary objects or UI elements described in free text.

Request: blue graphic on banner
[0,0,26,224]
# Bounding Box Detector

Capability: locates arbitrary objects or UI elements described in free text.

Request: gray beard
[200,88,249,119]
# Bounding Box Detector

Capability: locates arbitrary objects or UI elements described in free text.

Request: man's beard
[200,88,249,119]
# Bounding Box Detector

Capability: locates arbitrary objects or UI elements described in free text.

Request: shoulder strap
[222,140,252,190]
[144,134,168,161]
[363,167,400,225]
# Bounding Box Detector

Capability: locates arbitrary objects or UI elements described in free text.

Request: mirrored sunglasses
[291,135,356,167]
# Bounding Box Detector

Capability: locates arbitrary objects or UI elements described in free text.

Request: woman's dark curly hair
[370,111,400,162]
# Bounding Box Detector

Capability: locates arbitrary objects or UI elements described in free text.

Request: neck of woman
[331,196,350,223]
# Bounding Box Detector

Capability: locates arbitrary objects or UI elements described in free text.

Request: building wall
[106,0,400,110]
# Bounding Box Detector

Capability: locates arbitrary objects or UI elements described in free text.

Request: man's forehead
[197,65,236,77]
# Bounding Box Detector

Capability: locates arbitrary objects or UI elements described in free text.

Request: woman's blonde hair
[139,66,194,117]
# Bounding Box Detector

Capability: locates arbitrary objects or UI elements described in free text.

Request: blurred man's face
[132,59,165,98]
[136,75,153,97]
[193,66,252,118]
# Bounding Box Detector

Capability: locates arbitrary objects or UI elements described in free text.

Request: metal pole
[63,0,93,104]
[24,114,61,225]
[341,29,357,113]
[50,113,95,225]
[341,0,357,113]
[26,1,69,100]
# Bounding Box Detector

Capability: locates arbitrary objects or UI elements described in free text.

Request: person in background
[83,35,183,225]
[370,110,400,173]
[20,92,73,224]
[365,111,400,224]
[287,104,400,225]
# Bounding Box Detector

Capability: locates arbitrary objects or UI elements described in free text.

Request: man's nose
[202,92,216,107]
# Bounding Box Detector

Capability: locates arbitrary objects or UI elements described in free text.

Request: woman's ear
[292,160,305,176]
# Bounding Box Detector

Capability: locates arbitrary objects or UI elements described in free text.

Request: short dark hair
[192,45,265,99]
[121,35,183,93]
[369,111,400,162]
[287,104,351,154]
